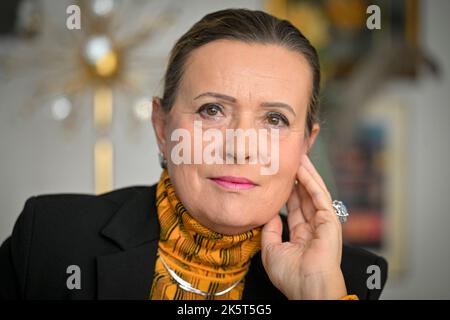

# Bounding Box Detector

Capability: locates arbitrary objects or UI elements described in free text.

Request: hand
[261,154,347,300]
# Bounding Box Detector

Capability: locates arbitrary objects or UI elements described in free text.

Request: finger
[295,166,316,222]
[301,155,327,190]
[286,186,306,234]
[298,180,316,222]
[298,166,341,226]
[290,221,314,244]
[299,158,339,226]
[261,214,283,252]
[286,182,301,213]
[301,155,332,201]
[298,165,333,214]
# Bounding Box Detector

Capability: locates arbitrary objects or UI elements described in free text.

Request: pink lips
[209,176,257,190]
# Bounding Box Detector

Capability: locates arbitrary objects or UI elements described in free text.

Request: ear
[151,96,167,156]
[306,123,320,153]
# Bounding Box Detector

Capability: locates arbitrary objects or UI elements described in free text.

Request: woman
[0,8,387,300]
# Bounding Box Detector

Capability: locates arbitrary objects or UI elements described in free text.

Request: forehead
[179,40,312,108]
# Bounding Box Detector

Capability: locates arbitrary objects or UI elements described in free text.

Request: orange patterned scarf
[150,169,262,300]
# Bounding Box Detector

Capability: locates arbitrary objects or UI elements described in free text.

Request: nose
[224,113,256,164]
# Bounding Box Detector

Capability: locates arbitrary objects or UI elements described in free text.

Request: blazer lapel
[96,242,158,299]
[97,185,161,299]
[95,184,289,300]
[242,251,286,300]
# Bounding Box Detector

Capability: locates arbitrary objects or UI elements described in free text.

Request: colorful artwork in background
[265,0,418,81]
[334,124,387,249]
[335,97,408,276]
[267,0,416,276]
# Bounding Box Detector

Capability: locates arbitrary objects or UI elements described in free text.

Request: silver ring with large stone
[332,200,349,224]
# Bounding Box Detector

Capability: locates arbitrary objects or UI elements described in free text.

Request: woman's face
[153,40,319,235]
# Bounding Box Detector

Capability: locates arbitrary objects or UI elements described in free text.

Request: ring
[332,200,349,224]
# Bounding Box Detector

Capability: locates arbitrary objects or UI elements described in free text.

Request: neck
[156,169,262,271]
[186,211,261,236]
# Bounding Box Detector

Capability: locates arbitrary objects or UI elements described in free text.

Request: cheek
[278,136,305,177]
[163,118,203,206]
[165,116,191,145]
[257,137,306,214]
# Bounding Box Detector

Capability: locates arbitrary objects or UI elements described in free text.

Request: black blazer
[0,184,388,300]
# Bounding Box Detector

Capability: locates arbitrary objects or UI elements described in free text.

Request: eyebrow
[193,91,297,117]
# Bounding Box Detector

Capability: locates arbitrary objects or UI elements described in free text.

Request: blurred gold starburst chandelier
[6,0,176,194]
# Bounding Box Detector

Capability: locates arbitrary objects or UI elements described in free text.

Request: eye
[197,103,224,118]
[266,111,290,127]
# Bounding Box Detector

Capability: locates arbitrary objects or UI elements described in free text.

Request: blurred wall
[0,0,261,243]
[379,0,450,299]
[0,0,449,299]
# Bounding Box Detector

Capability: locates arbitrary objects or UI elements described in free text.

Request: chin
[204,205,264,234]
[209,221,258,235]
